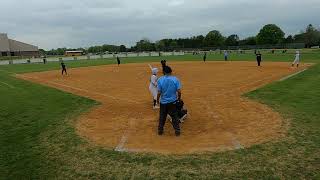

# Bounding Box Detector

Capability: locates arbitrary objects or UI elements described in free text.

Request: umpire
[157,66,182,136]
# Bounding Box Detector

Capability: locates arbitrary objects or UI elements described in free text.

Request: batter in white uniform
[149,66,159,109]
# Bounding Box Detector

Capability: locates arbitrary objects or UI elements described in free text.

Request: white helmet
[152,68,158,75]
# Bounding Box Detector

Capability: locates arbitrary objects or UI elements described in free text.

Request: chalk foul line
[114,135,128,152]
[278,69,307,82]
[18,75,139,104]
[231,136,244,150]
[0,81,15,89]
[18,74,140,152]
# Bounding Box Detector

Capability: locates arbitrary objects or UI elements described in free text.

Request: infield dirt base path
[17,61,309,154]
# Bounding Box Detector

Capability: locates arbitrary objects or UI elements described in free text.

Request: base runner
[292,51,300,67]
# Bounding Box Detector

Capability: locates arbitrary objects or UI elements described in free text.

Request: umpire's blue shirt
[157,75,181,104]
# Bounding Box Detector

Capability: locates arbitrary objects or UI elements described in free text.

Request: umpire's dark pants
[159,102,180,135]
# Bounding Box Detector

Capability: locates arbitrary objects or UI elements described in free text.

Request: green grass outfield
[0,53,319,179]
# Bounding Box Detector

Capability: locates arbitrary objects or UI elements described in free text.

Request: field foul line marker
[114,135,128,152]
[0,81,15,89]
[18,74,140,152]
[231,136,244,150]
[278,69,307,82]
[18,75,139,104]
[48,81,139,104]
[0,69,13,74]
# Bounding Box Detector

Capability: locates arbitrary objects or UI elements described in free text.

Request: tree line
[43,24,320,55]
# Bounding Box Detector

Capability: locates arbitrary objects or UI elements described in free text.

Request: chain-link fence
[0,51,185,65]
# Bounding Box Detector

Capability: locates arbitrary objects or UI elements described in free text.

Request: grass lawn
[0,53,319,179]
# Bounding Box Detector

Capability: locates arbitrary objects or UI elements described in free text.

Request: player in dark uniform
[256,51,262,66]
[61,61,67,75]
[203,52,207,62]
[117,56,121,66]
[160,60,167,69]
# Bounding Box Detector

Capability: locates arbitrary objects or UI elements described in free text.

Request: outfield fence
[175,43,306,51]
[0,51,185,66]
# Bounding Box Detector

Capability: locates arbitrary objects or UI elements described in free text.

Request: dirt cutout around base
[17,61,310,154]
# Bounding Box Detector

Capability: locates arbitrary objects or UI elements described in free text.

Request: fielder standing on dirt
[117,56,121,66]
[157,66,182,136]
[203,52,207,62]
[292,50,300,67]
[256,51,262,66]
[61,61,67,75]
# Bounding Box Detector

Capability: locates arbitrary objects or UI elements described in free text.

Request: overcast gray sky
[1,0,319,50]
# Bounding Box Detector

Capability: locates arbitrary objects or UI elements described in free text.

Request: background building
[0,33,39,57]
[64,50,84,56]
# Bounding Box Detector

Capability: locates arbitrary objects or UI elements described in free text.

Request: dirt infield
[17,61,309,154]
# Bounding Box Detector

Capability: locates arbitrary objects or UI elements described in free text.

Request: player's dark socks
[153,100,156,107]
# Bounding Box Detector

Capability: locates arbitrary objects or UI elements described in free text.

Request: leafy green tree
[119,45,127,52]
[304,24,320,47]
[204,30,225,47]
[293,31,305,43]
[285,35,294,43]
[225,34,239,46]
[56,48,67,55]
[191,35,205,48]
[246,37,257,45]
[155,40,165,51]
[135,38,155,51]
[239,36,257,46]
[169,40,178,49]
[39,49,46,55]
[256,24,285,44]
